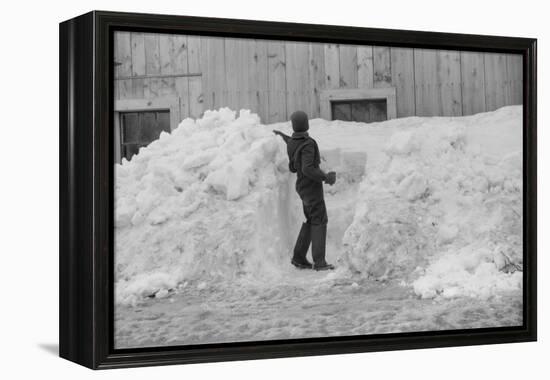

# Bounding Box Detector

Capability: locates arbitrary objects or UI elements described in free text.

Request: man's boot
[311,224,335,271]
[291,223,313,269]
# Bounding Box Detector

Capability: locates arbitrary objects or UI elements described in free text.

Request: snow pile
[115,109,302,305]
[341,107,523,299]
[115,104,523,304]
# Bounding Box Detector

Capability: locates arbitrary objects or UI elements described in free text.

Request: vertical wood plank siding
[115,32,132,100]
[390,47,415,117]
[414,48,438,116]
[187,36,203,119]
[285,42,310,117]
[357,46,374,89]
[267,40,287,121]
[484,52,508,111]
[373,46,392,88]
[339,45,358,88]
[115,33,523,124]
[308,43,326,118]
[130,33,145,98]
[437,50,462,117]
[144,33,161,99]
[324,44,340,90]
[460,51,486,115]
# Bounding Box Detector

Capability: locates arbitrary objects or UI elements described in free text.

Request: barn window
[114,98,181,164]
[320,88,397,123]
[331,99,388,123]
[119,111,170,161]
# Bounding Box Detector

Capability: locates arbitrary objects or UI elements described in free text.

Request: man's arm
[273,130,291,144]
[300,142,327,183]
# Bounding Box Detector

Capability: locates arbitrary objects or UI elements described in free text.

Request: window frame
[320,87,397,121]
[113,98,180,163]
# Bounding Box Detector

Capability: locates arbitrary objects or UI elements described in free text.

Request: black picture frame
[59,10,537,369]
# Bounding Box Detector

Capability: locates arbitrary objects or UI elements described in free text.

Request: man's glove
[273,130,291,143]
[325,171,336,185]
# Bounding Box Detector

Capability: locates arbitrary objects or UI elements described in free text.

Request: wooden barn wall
[114,32,523,124]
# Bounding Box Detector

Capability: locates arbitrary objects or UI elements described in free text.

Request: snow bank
[115,105,523,304]
[115,109,302,305]
[341,107,523,299]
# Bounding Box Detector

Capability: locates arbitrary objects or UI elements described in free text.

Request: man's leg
[311,223,327,266]
[309,200,334,271]
[291,221,312,269]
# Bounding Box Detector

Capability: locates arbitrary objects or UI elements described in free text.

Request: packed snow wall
[341,107,523,299]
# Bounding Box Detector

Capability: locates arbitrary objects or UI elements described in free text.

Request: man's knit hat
[290,111,309,132]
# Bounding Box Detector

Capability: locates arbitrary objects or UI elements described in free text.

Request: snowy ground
[115,277,522,348]
[114,106,523,348]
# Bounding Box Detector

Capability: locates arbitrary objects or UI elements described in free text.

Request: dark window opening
[120,110,170,161]
[331,98,387,123]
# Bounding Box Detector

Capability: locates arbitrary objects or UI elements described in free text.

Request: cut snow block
[342,151,367,178]
[320,149,368,178]
[320,148,341,170]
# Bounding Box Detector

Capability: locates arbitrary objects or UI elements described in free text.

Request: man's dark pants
[292,187,329,267]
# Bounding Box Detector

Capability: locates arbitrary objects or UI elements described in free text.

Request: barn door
[119,110,170,161]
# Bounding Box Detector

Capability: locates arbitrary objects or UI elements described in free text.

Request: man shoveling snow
[274,111,337,271]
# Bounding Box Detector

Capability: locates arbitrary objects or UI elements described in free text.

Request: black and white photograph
[113,31,525,349]
[2,0,546,376]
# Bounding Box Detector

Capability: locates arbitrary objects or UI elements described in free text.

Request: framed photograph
[59,11,537,369]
